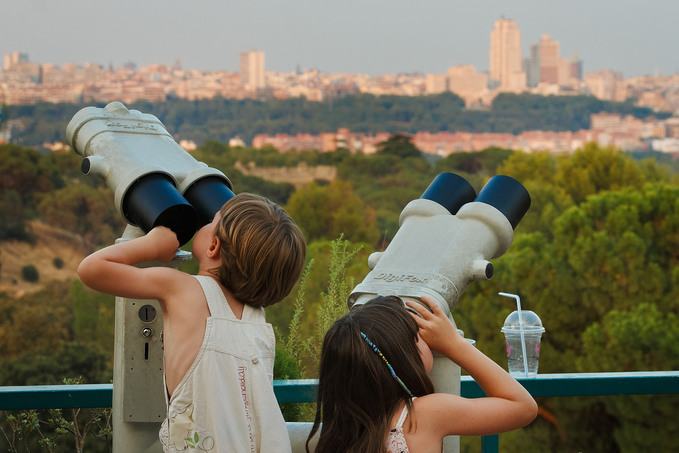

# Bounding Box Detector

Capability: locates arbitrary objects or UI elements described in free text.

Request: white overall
[159,275,292,452]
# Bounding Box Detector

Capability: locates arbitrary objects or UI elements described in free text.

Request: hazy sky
[3,0,678,77]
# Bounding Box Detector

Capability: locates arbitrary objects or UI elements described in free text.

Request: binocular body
[349,173,531,313]
[66,101,235,245]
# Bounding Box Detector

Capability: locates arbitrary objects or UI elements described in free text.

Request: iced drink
[501,310,544,378]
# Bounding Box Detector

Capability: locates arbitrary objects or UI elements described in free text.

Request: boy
[78,193,307,452]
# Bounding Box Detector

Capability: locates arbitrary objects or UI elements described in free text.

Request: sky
[2,0,678,78]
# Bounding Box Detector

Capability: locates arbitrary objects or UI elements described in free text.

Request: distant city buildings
[1,17,679,153]
[250,111,679,155]
[425,65,489,107]
[240,50,266,91]
[1,24,677,112]
[4,51,29,70]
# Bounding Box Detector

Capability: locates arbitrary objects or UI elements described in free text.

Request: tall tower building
[526,35,581,87]
[524,46,539,87]
[489,18,526,91]
[239,50,266,91]
[570,53,583,81]
[536,35,560,84]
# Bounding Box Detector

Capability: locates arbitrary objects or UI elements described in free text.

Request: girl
[306,295,537,453]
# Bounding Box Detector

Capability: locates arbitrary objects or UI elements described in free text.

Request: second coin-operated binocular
[349,172,531,312]
[66,101,235,245]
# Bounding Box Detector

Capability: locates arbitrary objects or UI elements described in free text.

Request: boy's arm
[77,226,184,301]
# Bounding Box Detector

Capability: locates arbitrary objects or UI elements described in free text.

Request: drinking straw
[499,292,529,378]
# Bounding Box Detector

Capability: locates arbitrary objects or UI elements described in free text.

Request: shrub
[21,265,39,282]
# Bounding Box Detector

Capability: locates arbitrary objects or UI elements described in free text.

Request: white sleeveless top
[386,402,411,453]
[159,275,291,452]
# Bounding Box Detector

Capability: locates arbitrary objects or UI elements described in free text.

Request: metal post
[111,226,191,452]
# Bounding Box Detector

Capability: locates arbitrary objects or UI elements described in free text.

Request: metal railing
[2,371,678,452]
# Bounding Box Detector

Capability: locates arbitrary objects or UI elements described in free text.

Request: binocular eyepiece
[421,172,531,229]
[67,102,235,245]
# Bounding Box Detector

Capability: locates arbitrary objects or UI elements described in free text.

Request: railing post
[481,434,499,453]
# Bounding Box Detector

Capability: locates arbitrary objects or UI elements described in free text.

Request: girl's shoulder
[410,392,466,426]
[413,392,463,408]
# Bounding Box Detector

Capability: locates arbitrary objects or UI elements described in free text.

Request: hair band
[360,332,414,397]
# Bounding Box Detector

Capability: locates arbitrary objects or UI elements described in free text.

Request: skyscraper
[536,35,560,84]
[525,35,582,87]
[489,18,526,91]
[239,50,266,91]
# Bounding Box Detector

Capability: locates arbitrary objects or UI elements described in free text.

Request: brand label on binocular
[106,120,159,131]
[374,273,428,284]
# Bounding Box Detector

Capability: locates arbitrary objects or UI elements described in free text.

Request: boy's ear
[207,236,220,258]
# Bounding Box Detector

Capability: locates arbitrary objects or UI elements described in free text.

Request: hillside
[0,221,88,297]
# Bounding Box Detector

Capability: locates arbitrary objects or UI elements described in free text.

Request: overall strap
[193,275,236,319]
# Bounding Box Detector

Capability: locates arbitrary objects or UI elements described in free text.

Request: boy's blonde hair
[210,192,306,307]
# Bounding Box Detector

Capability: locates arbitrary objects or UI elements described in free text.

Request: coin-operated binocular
[67,102,238,452]
[347,172,530,453]
[66,101,235,245]
[349,172,530,311]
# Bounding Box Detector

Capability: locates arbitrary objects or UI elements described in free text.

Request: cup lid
[501,310,545,333]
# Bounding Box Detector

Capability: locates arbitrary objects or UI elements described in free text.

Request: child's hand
[146,226,180,262]
[406,296,465,355]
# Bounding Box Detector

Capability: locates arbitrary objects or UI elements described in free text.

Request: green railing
[2,371,678,452]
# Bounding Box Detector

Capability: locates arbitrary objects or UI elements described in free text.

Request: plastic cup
[501,310,544,378]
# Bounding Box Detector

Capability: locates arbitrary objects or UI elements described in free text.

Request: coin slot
[139,305,157,323]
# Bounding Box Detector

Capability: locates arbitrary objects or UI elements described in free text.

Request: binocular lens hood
[474,175,531,230]
[420,173,531,229]
[183,176,236,227]
[122,173,198,246]
[421,172,477,215]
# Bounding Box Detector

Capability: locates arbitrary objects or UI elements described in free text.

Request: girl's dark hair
[306,296,435,453]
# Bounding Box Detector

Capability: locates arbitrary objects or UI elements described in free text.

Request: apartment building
[447,65,488,106]
[525,35,582,88]
[489,18,527,92]
[240,50,266,91]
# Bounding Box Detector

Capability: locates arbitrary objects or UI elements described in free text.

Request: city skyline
[2,0,678,78]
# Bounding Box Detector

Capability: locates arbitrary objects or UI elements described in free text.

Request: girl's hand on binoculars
[406,296,465,356]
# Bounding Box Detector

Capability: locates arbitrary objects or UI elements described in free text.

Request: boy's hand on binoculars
[406,297,464,356]
[146,226,180,262]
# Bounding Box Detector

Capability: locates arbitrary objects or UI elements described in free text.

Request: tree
[375,133,422,159]
[434,147,514,178]
[0,144,64,210]
[37,184,122,249]
[69,281,115,357]
[285,180,380,245]
[0,342,110,386]
[0,281,73,359]
[0,189,30,241]
[577,304,679,453]
[453,174,679,452]
[554,143,650,204]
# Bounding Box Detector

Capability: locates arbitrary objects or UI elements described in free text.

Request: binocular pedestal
[110,227,192,453]
[112,294,165,452]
